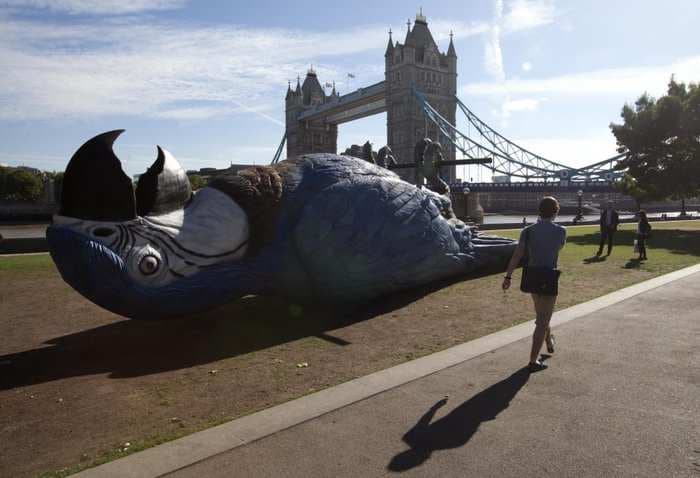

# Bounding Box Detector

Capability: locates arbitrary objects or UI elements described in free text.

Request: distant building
[15,165,42,175]
[186,164,255,182]
[492,175,510,183]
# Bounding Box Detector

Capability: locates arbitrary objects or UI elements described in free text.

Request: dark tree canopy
[610,77,700,202]
[51,171,64,202]
[615,173,653,210]
[0,167,43,201]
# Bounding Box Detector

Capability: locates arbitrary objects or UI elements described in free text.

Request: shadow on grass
[0,263,509,391]
[583,255,607,264]
[387,366,531,472]
[569,229,700,259]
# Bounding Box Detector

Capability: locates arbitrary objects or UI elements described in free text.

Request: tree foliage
[610,77,700,201]
[187,174,207,191]
[615,173,652,210]
[0,167,44,201]
[51,171,64,202]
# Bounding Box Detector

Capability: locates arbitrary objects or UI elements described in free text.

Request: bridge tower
[283,13,456,183]
[385,12,457,182]
[285,68,339,158]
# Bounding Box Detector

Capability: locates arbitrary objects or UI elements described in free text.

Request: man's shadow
[387,366,531,472]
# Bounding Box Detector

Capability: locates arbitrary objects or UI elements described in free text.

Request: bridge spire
[416,7,426,24]
[385,28,394,56]
[447,30,457,57]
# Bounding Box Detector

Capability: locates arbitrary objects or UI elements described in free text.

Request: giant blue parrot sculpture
[47,130,517,320]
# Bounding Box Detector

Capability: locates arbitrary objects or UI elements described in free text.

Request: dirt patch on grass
[1,222,699,477]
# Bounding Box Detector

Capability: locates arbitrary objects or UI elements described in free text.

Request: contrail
[228,99,284,127]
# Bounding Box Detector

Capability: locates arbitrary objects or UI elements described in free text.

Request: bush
[0,168,43,201]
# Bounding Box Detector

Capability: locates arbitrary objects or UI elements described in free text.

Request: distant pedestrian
[522,217,527,228]
[596,200,619,256]
[635,210,651,261]
[503,196,567,372]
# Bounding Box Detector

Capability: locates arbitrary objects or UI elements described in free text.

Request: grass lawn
[1,220,699,477]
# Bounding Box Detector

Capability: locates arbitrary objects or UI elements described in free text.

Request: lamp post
[462,184,471,222]
[576,189,584,223]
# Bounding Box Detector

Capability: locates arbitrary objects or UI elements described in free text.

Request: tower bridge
[276,12,623,187]
[284,11,458,182]
[296,80,386,125]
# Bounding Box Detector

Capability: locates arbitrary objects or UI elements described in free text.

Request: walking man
[596,200,619,256]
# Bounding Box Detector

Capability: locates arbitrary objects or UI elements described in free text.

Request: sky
[1,0,699,181]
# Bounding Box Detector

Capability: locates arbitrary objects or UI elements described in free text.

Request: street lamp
[576,189,584,223]
[462,185,471,222]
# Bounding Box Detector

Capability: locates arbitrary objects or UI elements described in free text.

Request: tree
[188,174,207,191]
[615,173,654,210]
[49,171,64,202]
[610,77,700,211]
[0,167,7,200]
[1,169,43,201]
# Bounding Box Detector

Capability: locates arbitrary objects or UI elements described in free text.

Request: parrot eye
[138,255,160,276]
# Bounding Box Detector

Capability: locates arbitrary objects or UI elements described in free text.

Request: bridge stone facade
[285,13,457,182]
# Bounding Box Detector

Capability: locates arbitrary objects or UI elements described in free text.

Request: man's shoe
[546,334,556,354]
[528,359,548,373]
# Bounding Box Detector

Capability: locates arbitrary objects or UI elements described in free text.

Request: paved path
[0,223,47,239]
[79,269,700,478]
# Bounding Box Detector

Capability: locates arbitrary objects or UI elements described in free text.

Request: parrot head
[48,130,254,319]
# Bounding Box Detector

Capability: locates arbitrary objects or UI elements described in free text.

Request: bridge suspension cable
[413,86,625,182]
[455,97,625,181]
[271,131,287,165]
[413,86,554,180]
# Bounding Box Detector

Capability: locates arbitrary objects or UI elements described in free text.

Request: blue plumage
[48,146,516,320]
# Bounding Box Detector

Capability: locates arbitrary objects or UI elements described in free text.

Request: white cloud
[0,10,499,124]
[0,0,562,124]
[483,0,506,81]
[431,19,491,41]
[482,0,557,80]
[502,0,557,33]
[512,135,619,168]
[0,17,384,122]
[461,56,700,98]
[481,0,557,120]
[501,98,540,118]
[0,0,185,14]
[484,25,506,81]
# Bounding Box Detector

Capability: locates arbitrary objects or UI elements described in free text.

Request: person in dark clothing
[636,210,651,260]
[503,197,566,372]
[596,201,619,256]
